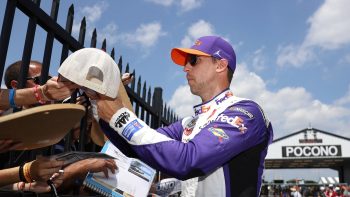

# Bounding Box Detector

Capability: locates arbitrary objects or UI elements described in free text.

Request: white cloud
[80,2,108,23]
[120,22,167,48]
[179,20,233,49]
[339,53,350,64]
[251,47,267,71]
[180,20,215,47]
[334,85,350,107]
[179,0,203,12]
[72,2,166,48]
[234,41,244,51]
[276,0,350,67]
[98,23,118,47]
[304,0,350,49]
[168,63,350,138]
[168,85,201,117]
[72,1,120,45]
[145,0,174,6]
[73,2,109,33]
[276,44,315,67]
[145,0,202,12]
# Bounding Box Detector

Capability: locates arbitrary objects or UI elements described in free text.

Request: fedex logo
[215,91,233,105]
[216,114,242,127]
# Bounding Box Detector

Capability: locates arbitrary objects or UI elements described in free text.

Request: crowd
[260,184,350,197]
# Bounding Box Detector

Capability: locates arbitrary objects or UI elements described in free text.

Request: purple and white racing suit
[100,89,273,197]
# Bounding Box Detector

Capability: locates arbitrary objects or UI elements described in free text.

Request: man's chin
[189,87,199,96]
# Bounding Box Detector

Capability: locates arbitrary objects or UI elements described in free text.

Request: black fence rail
[0,0,178,164]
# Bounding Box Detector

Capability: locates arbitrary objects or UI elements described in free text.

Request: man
[5,60,43,89]
[0,60,77,111]
[94,35,273,197]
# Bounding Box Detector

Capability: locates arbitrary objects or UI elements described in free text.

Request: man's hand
[121,73,133,85]
[25,172,63,193]
[96,97,124,123]
[64,158,117,179]
[42,76,79,101]
[30,155,64,182]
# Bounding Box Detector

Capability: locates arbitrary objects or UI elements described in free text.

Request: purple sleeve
[156,119,184,140]
[125,100,272,180]
[99,119,184,156]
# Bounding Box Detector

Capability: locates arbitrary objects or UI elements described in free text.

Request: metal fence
[0,0,178,166]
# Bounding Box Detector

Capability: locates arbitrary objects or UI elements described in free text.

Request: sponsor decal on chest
[194,105,210,116]
[208,127,229,142]
[216,114,247,133]
[184,117,198,136]
[214,91,233,105]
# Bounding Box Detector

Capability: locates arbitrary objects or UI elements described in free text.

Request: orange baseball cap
[171,35,236,72]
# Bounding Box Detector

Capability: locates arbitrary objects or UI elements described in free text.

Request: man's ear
[216,59,229,73]
[10,80,18,89]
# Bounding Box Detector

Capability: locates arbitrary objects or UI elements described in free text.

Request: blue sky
[1,0,350,181]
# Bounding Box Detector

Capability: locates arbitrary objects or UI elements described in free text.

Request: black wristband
[19,163,27,183]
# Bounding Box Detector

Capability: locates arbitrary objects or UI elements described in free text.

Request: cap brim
[171,48,211,66]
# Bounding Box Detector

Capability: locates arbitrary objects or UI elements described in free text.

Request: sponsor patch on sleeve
[229,107,254,119]
[122,119,144,140]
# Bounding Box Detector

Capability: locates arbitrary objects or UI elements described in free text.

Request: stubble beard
[189,81,206,97]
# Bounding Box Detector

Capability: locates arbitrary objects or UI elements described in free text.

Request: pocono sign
[266,128,350,160]
[282,145,341,158]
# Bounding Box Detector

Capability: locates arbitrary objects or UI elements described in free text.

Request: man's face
[183,55,217,96]
[25,63,42,88]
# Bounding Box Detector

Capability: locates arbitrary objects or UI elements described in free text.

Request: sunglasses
[187,54,199,66]
[26,75,52,85]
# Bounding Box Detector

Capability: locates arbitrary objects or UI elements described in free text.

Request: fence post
[60,4,73,64]
[40,0,60,85]
[101,38,106,51]
[90,28,96,48]
[151,87,163,129]
[17,0,40,89]
[0,0,17,85]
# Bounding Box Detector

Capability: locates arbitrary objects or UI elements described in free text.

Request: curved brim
[171,48,211,66]
[0,104,85,150]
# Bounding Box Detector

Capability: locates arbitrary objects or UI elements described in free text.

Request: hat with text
[58,48,120,99]
[171,35,236,72]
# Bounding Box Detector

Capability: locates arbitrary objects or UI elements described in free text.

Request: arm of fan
[92,75,134,146]
[118,78,133,112]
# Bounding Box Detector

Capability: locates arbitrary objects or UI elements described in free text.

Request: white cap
[58,48,120,98]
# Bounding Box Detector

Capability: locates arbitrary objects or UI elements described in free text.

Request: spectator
[0,60,78,110]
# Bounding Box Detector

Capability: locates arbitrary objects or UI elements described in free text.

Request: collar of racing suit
[193,88,234,116]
